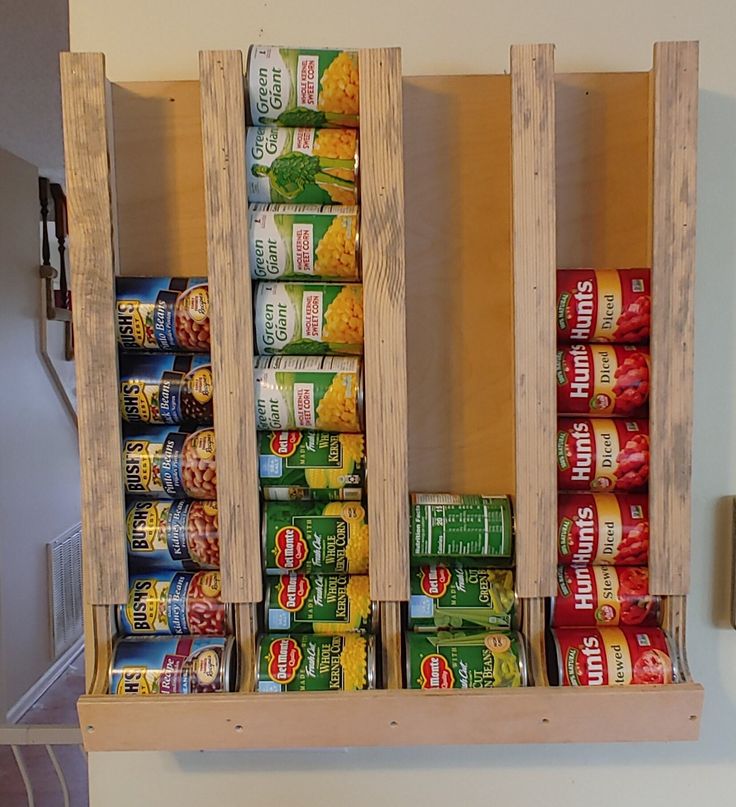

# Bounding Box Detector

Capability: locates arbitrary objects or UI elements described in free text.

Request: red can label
[551,566,660,627]
[557,345,650,416]
[556,269,651,343]
[552,627,675,686]
[558,493,649,565]
[557,418,649,492]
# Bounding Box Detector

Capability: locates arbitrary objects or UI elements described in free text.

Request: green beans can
[409,564,519,631]
[406,631,528,689]
[246,126,359,205]
[248,204,360,280]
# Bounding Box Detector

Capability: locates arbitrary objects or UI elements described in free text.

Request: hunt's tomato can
[557,345,650,417]
[558,493,649,565]
[550,566,660,627]
[556,268,651,343]
[547,627,678,686]
[557,418,649,492]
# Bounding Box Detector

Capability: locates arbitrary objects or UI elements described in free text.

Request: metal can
[406,631,527,689]
[409,564,518,631]
[116,277,209,352]
[248,204,360,280]
[247,46,359,128]
[556,268,651,343]
[558,493,649,566]
[557,418,649,492]
[126,499,220,570]
[119,354,213,425]
[123,426,217,499]
[410,494,513,563]
[547,626,678,686]
[246,126,359,205]
[262,501,368,575]
[255,633,375,692]
[550,566,660,628]
[557,345,650,417]
[110,636,236,695]
[254,356,363,432]
[264,573,377,634]
[116,570,232,636]
[254,281,363,356]
[259,430,365,501]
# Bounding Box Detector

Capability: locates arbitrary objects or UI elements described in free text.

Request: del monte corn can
[247,46,359,128]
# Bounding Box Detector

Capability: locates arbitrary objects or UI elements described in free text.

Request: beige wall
[70,0,736,804]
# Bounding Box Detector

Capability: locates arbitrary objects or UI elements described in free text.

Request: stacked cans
[245,48,376,693]
[551,269,677,686]
[405,494,528,689]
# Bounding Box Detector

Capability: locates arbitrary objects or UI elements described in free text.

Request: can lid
[357,362,365,430]
[369,600,380,635]
[366,635,377,689]
[222,636,238,693]
[514,630,530,687]
[253,634,265,690]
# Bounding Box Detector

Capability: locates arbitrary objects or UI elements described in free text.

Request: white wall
[69,0,736,804]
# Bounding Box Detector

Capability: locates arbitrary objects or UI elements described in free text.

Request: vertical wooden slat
[522,598,549,687]
[198,51,261,603]
[380,602,403,689]
[649,41,699,595]
[60,52,127,605]
[510,44,557,598]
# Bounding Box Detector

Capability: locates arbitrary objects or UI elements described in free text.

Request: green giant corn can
[247,46,359,128]
[254,282,363,355]
[246,126,359,205]
[406,632,527,689]
[256,633,375,691]
[248,204,359,280]
[259,430,365,501]
[254,356,363,432]
[409,564,518,631]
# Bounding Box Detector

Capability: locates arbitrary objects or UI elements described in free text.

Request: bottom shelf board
[78,683,703,751]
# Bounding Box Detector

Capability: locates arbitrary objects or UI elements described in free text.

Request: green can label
[410,494,513,561]
[257,633,372,691]
[259,431,364,501]
[254,282,363,355]
[406,632,526,689]
[409,565,517,631]
[263,501,369,574]
[248,204,359,280]
[246,126,358,205]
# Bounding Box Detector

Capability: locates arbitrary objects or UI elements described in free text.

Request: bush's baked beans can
[119,354,213,425]
[408,564,519,631]
[254,356,363,432]
[558,493,649,566]
[557,345,650,417]
[116,570,232,636]
[556,269,651,343]
[547,627,678,686]
[262,501,368,575]
[116,278,209,352]
[249,204,360,280]
[264,573,377,633]
[247,47,359,129]
[247,126,359,205]
[406,631,527,688]
[410,494,513,563]
[123,426,217,499]
[126,499,220,570]
[255,633,375,691]
[110,636,236,695]
[259,430,365,501]
[550,566,660,628]
[557,418,649,493]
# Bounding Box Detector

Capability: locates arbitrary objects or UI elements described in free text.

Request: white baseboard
[6,637,84,723]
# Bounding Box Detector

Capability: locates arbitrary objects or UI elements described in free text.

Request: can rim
[262,578,274,631]
[357,361,365,430]
[550,627,564,686]
[261,508,269,573]
[369,599,380,635]
[663,628,682,684]
[366,635,376,689]
[222,636,237,693]
[515,630,530,687]
[254,634,264,691]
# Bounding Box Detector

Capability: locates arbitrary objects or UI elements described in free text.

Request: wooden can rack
[60,42,703,751]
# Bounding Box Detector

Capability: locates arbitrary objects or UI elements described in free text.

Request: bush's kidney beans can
[557,418,649,492]
[558,493,649,566]
[550,566,661,628]
[547,627,678,686]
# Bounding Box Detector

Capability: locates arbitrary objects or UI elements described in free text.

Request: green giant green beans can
[406,632,528,689]
[409,564,519,631]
